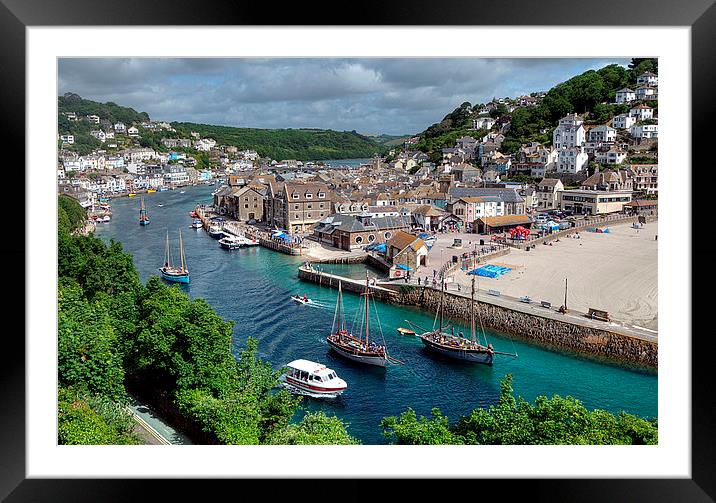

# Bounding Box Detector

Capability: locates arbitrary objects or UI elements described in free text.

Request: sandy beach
[448,221,658,331]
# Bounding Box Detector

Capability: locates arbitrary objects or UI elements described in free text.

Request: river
[94,184,657,444]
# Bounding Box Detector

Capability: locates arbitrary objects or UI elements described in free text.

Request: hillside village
[58,62,658,276]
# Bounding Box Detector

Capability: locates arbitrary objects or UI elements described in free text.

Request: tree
[382,375,658,445]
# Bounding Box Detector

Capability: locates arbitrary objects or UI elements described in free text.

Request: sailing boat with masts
[159,230,190,284]
[139,196,150,226]
[326,274,391,367]
[414,276,515,365]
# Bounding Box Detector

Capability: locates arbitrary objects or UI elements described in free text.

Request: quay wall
[396,287,657,368]
[298,267,656,368]
[298,267,399,302]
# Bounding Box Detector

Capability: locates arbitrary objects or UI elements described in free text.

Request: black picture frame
[3,0,710,500]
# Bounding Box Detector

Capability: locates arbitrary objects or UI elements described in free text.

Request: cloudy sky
[59,58,630,136]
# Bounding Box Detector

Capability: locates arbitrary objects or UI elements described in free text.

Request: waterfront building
[628,164,658,195]
[214,185,265,222]
[273,181,332,234]
[386,230,428,270]
[449,187,526,215]
[448,196,505,233]
[535,178,564,210]
[312,213,412,251]
[558,189,632,215]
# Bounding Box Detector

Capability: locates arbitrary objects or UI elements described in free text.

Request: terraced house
[274,181,332,234]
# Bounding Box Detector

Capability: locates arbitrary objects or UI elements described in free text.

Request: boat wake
[279,381,342,399]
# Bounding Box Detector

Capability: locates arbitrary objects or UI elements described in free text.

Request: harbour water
[94,184,658,444]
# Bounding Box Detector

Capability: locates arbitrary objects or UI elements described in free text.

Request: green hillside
[57,93,388,161]
[171,123,387,161]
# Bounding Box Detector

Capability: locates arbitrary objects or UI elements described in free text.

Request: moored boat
[397,327,416,336]
[280,359,347,397]
[139,196,150,226]
[413,277,516,365]
[218,235,244,250]
[147,188,157,193]
[208,225,225,239]
[190,219,203,229]
[159,230,189,284]
[128,193,136,197]
[326,276,394,367]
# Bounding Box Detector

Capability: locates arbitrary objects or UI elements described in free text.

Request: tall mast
[337,281,343,333]
[439,277,444,333]
[470,276,476,343]
[165,230,171,267]
[364,273,370,349]
[179,230,185,272]
[564,278,568,310]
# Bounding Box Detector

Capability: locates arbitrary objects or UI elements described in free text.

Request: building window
[368,234,375,242]
[384,231,391,239]
[318,192,325,198]
[355,236,363,244]
[293,194,299,199]
[305,193,312,199]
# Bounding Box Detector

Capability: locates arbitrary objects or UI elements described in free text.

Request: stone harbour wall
[397,286,657,368]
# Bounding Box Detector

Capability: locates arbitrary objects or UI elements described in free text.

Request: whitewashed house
[587,125,617,143]
[556,147,589,174]
[615,88,636,104]
[636,72,658,87]
[127,126,140,137]
[553,114,585,148]
[630,124,659,139]
[629,105,654,121]
[60,134,74,145]
[472,117,496,130]
[90,130,106,142]
[595,147,627,165]
[635,86,657,101]
[613,114,637,130]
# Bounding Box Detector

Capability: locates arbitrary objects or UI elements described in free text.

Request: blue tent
[395,263,413,271]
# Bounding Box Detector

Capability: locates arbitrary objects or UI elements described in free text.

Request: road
[127,398,193,445]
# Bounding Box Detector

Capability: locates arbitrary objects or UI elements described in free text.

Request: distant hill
[58,93,150,125]
[171,123,387,161]
[57,93,388,161]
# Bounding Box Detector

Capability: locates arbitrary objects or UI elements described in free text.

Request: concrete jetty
[298,265,657,368]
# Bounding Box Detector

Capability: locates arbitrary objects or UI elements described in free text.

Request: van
[535,214,549,223]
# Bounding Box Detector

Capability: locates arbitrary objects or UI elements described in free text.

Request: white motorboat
[219,235,244,250]
[280,359,347,397]
[291,294,312,305]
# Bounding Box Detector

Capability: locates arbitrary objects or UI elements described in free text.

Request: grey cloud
[59,57,630,135]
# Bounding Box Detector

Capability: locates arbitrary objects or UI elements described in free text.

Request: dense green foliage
[57,195,356,445]
[381,374,658,445]
[59,93,151,125]
[171,123,387,161]
[413,59,657,157]
[58,387,140,445]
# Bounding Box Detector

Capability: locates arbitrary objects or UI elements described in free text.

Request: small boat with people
[280,359,347,397]
[179,190,186,194]
[291,294,312,305]
[190,219,203,229]
[159,230,190,284]
[218,235,245,250]
[396,327,417,336]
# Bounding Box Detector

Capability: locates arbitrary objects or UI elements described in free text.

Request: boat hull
[420,335,493,365]
[327,338,387,367]
[283,375,346,395]
[159,268,190,284]
[139,220,150,226]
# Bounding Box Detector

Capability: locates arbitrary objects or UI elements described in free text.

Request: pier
[298,265,657,368]
[195,206,305,255]
[298,265,399,302]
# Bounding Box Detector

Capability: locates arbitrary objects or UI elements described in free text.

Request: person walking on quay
[418,277,421,286]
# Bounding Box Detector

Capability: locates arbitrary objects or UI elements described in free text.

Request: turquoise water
[94,184,658,444]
